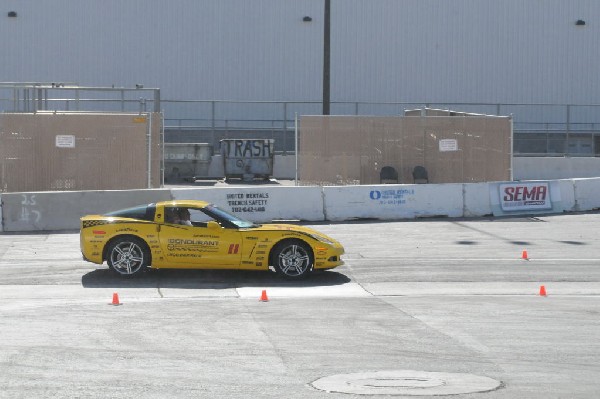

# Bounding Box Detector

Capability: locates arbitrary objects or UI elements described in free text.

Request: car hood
[249,223,340,243]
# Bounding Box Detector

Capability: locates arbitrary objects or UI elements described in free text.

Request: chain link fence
[2,84,599,158]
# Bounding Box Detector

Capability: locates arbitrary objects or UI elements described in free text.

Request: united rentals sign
[499,182,552,211]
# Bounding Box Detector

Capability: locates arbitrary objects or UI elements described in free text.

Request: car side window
[163,207,220,228]
[164,207,180,224]
[189,208,215,227]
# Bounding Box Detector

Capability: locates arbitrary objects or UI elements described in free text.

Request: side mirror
[207,221,220,230]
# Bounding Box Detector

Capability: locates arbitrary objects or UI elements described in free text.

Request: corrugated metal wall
[0,0,323,101]
[333,0,599,104]
[1,0,598,107]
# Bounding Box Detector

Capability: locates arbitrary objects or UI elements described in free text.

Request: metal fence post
[153,89,161,113]
[566,105,571,155]
[147,112,152,188]
[37,87,43,112]
[211,101,216,152]
[283,102,288,154]
[161,112,165,187]
[295,112,298,185]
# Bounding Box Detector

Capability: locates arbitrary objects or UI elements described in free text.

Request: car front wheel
[272,239,313,279]
[106,236,149,276]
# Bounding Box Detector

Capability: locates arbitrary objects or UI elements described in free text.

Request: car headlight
[307,233,334,245]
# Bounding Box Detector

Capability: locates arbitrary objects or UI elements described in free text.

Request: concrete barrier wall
[170,186,324,223]
[2,189,172,232]
[2,178,600,232]
[573,177,600,211]
[556,179,577,211]
[323,184,464,221]
[463,183,493,217]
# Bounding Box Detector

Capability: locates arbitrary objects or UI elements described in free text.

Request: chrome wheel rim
[110,242,144,275]
[277,244,310,277]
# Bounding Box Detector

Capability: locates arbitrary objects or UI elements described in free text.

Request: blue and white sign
[369,188,415,205]
[323,184,464,221]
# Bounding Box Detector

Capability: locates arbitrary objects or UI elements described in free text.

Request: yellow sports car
[80,200,344,279]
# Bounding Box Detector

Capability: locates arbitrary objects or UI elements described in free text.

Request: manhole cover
[311,370,501,396]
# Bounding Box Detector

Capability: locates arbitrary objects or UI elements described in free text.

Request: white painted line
[0,285,161,300]
[160,288,238,298]
[236,282,372,299]
[363,282,600,296]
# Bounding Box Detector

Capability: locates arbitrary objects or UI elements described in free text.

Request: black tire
[271,239,314,279]
[106,236,150,277]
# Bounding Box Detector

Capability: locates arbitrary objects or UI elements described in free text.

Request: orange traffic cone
[539,285,547,297]
[521,250,529,260]
[110,292,122,306]
[259,289,269,302]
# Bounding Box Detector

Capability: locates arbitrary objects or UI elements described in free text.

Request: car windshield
[105,204,156,221]
[206,204,258,228]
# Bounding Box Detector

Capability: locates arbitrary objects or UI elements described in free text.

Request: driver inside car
[165,208,180,224]
[178,208,193,226]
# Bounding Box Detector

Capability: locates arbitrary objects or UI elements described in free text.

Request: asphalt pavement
[0,213,599,398]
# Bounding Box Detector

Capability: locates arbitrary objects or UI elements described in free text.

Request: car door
[158,206,242,268]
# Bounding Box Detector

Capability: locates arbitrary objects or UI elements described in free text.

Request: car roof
[156,200,211,208]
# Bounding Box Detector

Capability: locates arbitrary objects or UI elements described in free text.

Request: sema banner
[499,182,551,211]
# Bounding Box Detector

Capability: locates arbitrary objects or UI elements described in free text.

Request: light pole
[323,0,331,115]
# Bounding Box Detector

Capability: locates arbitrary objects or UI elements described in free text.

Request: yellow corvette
[80,200,344,279]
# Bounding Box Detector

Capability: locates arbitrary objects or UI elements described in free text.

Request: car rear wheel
[272,239,313,279]
[107,236,149,276]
